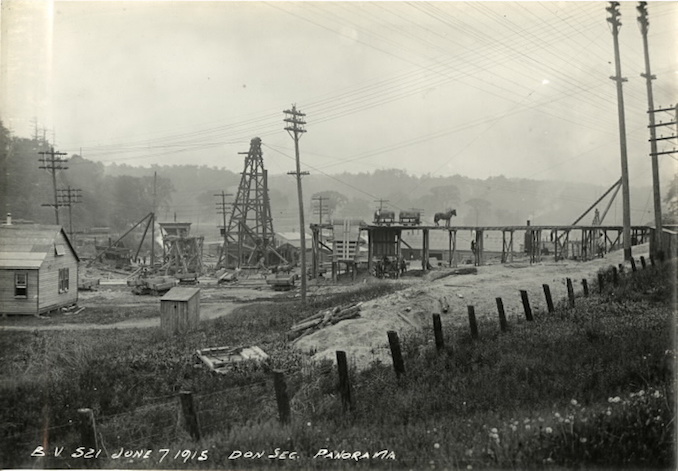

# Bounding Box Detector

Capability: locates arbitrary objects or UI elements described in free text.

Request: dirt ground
[3,246,651,360]
[294,244,652,370]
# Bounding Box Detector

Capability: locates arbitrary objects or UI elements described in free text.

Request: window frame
[14,272,28,298]
[58,268,70,294]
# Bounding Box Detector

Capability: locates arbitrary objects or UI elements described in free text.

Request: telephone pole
[284,105,309,303]
[215,190,233,268]
[38,146,68,225]
[312,195,328,224]
[374,199,389,211]
[607,2,632,261]
[637,2,663,252]
[57,186,82,241]
[151,172,157,267]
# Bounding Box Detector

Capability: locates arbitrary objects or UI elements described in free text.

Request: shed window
[15,273,27,298]
[58,268,69,293]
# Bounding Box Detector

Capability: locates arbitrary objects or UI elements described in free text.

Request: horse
[434,209,457,227]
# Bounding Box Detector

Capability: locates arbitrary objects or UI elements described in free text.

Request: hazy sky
[2,0,677,188]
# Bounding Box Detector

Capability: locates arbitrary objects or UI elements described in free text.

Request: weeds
[0,261,674,468]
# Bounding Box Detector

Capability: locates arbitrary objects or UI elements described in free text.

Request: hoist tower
[220,137,286,268]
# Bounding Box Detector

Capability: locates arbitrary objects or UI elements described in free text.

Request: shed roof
[276,232,312,248]
[0,224,79,269]
[161,287,200,302]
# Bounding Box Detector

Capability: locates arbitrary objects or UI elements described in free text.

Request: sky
[1,0,677,189]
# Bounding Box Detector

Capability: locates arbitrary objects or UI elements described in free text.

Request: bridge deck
[362,224,649,231]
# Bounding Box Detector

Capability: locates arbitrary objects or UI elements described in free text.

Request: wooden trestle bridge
[310,222,652,279]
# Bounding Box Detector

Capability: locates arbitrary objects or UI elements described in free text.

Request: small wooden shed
[160,287,200,335]
[0,224,79,316]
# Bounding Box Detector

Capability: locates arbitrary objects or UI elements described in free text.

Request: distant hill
[103,163,654,237]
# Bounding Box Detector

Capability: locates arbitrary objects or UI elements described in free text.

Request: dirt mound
[295,245,650,370]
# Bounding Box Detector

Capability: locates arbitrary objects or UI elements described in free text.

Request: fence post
[598,273,604,294]
[387,331,405,378]
[432,314,444,351]
[520,290,533,321]
[467,305,479,339]
[649,254,655,266]
[272,371,291,424]
[612,266,619,285]
[581,279,589,297]
[640,256,647,269]
[495,297,508,332]
[542,284,555,313]
[630,258,637,272]
[618,263,625,275]
[77,408,98,468]
[336,351,353,412]
[566,278,575,308]
[179,391,201,441]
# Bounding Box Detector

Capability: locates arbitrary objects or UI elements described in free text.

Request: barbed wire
[193,380,269,401]
[1,421,75,441]
[97,399,177,423]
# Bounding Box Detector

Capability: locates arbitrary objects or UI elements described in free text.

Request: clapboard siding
[0,269,39,315]
[38,232,78,313]
[0,226,79,315]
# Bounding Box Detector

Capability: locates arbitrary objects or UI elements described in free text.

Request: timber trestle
[309,223,651,278]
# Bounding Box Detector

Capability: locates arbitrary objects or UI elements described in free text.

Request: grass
[0,262,674,469]
[0,304,160,326]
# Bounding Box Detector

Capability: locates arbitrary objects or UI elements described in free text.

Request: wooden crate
[196,346,269,374]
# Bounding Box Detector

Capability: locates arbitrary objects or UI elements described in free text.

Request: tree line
[0,121,173,236]
[2,120,674,243]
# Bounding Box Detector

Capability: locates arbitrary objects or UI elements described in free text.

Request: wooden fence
[5,252,668,467]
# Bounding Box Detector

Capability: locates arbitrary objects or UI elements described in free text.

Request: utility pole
[374,199,389,211]
[38,146,68,225]
[607,1,633,261]
[312,195,328,224]
[637,2,663,252]
[284,105,309,303]
[57,186,82,241]
[151,172,156,267]
[215,190,233,268]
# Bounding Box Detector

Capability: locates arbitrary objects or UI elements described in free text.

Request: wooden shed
[160,287,200,335]
[0,224,79,316]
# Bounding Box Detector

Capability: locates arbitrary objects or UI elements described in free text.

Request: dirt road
[0,301,240,331]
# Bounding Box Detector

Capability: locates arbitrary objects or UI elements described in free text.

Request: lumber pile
[78,278,100,291]
[288,302,363,342]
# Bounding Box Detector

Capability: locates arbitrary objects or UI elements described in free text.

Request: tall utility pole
[312,195,328,224]
[38,146,68,225]
[607,2,633,261]
[57,186,82,240]
[284,105,309,303]
[215,190,233,268]
[637,2,663,251]
[151,172,157,267]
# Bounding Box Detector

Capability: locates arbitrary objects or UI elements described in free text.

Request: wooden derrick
[159,222,203,281]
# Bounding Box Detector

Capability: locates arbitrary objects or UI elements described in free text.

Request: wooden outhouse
[0,224,79,315]
[160,287,200,335]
